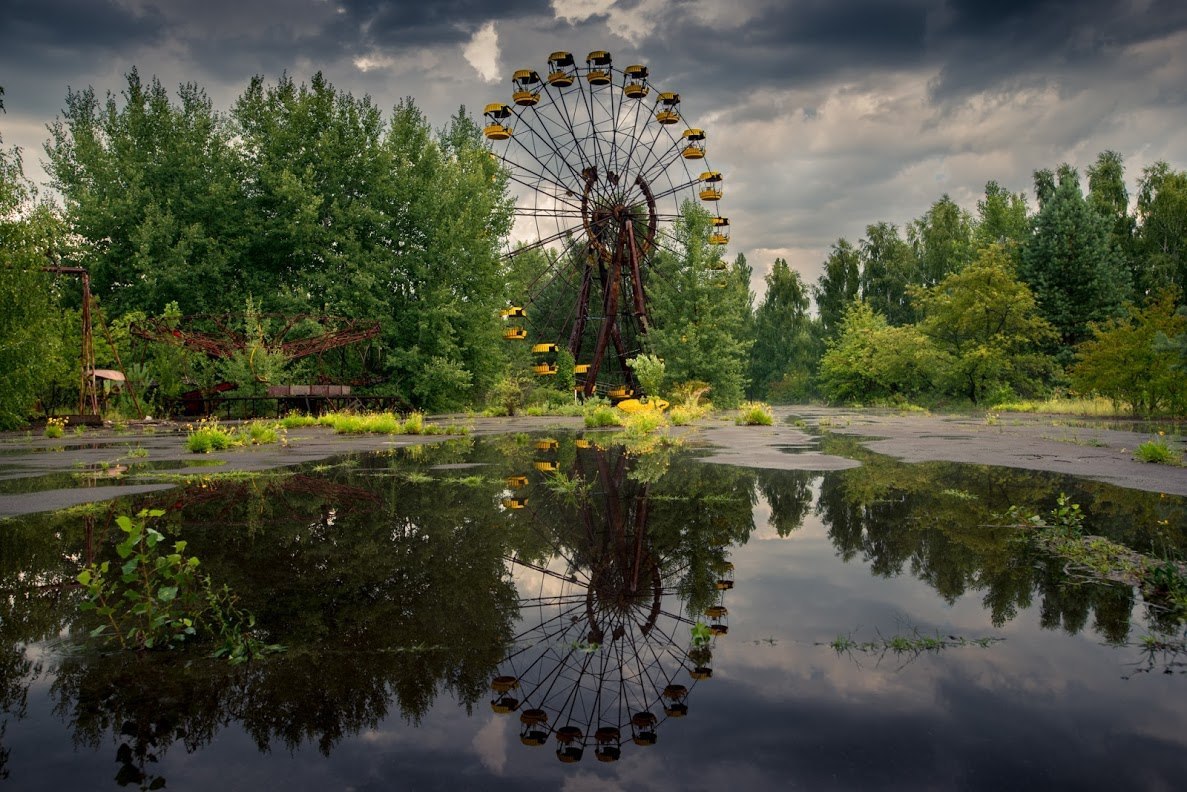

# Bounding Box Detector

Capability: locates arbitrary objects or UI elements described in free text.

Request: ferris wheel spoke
[503,221,587,259]
[510,107,589,188]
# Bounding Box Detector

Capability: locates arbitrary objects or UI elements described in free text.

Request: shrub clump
[583,399,623,428]
[736,402,774,426]
[1134,435,1181,465]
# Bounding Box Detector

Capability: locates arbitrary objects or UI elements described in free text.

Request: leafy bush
[583,399,623,428]
[402,411,425,435]
[1072,290,1187,416]
[627,353,666,400]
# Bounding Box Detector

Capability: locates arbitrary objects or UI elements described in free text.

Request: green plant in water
[691,620,713,647]
[1048,493,1085,535]
[76,509,279,662]
[1135,435,1181,465]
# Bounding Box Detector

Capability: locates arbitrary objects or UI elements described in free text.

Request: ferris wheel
[485,50,729,401]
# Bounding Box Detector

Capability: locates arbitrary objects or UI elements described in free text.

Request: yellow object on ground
[616,398,670,414]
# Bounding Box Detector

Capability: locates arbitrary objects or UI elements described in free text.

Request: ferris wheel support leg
[625,220,649,330]
[584,258,623,397]
[569,263,595,361]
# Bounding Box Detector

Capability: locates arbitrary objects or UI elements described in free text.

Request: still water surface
[1,433,1185,790]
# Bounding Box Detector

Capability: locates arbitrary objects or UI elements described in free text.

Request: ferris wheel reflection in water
[491,442,735,763]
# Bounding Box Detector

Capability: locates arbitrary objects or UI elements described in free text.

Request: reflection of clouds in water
[471,713,508,775]
[508,551,573,601]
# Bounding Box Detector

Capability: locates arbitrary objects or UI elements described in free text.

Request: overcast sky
[3,0,1186,293]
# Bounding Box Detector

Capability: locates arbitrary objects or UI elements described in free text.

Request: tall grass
[991,396,1123,417]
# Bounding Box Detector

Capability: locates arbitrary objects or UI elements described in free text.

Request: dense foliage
[752,151,1187,413]
[2,69,1187,421]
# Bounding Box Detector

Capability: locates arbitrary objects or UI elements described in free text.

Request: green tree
[1020,165,1130,361]
[0,140,67,427]
[1135,162,1187,299]
[749,258,817,401]
[1071,289,1187,415]
[913,245,1055,404]
[378,102,513,409]
[859,222,915,325]
[45,68,247,314]
[647,202,752,406]
[817,301,937,404]
[812,238,860,338]
[908,194,974,286]
[974,181,1030,259]
[1087,151,1138,289]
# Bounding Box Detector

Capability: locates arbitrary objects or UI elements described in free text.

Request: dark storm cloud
[336,0,553,44]
[0,0,169,118]
[926,0,1187,102]
[0,0,167,55]
[603,0,1187,110]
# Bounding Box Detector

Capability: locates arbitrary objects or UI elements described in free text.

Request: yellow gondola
[586,50,612,85]
[709,216,730,246]
[607,385,634,401]
[500,305,525,318]
[547,51,576,86]
[630,711,658,746]
[503,327,527,340]
[483,103,512,140]
[574,363,590,374]
[505,475,529,489]
[532,363,558,376]
[656,91,680,124]
[594,727,622,763]
[502,497,527,509]
[531,342,558,354]
[681,128,706,159]
[512,69,542,106]
[520,709,549,747]
[699,170,723,201]
[623,64,649,98]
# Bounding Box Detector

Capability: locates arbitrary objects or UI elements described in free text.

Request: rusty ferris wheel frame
[485,50,729,401]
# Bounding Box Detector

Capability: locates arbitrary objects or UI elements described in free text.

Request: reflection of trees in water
[808,437,1183,644]
[1,457,520,784]
[4,433,1185,783]
[491,442,754,762]
[0,509,89,781]
[756,468,815,538]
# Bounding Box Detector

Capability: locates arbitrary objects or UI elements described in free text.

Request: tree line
[749,154,1187,413]
[2,70,1186,426]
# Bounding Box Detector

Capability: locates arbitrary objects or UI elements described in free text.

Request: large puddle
[1,433,1185,789]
